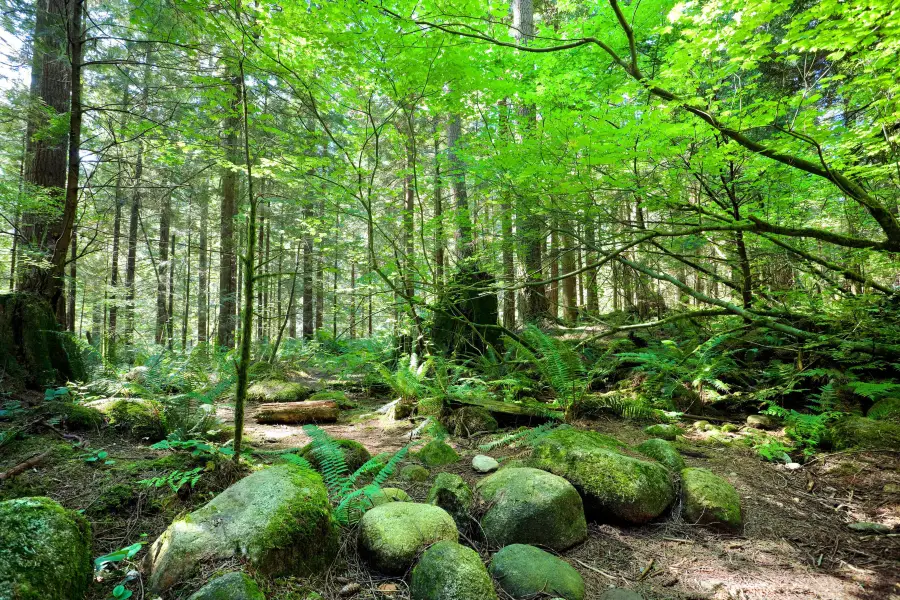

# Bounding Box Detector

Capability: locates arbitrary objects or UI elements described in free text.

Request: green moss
[366,487,411,507]
[416,439,460,467]
[109,399,167,441]
[309,390,356,409]
[721,423,739,433]
[830,416,900,451]
[643,424,682,441]
[490,544,584,600]
[427,473,473,531]
[90,483,136,514]
[410,540,497,600]
[247,380,311,402]
[400,464,430,482]
[47,401,104,430]
[475,467,587,551]
[634,439,686,472]
[358,502,458,574]
[300,438,372,473]
[680,468,742,531]
[868,398,900,424]
[187,572,264,600]
[531,428,674,524]
[0,496,92,600]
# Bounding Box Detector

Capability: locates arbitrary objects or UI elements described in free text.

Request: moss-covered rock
[309,390,356,409]
[475,467,587,551]
[868,398,900,424]
[489,544,584,600]
[300,438,372,473]
[410,540,497,600]
[108,399,167,441]
[472,455,499,473]
[530,428,675,523]
[746,415,777,429]
[367,487,412,508]
[829,416,900,451]
[247,380,312,402]
[187,572,264,600]
[681,468,742,531]
[416,439,460,467]
[0,496,92,600]
[642,424,682,441]
[634,439,686,472]
[47,401,104,430]
[450,407,498,438]
[145,464,339,593]
[358,502,458,574]
[598,589,643,600]
[721,423,739,433]
[427,473,473,531]
[400,464,430,482]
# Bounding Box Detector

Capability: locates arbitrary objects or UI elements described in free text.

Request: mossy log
[447,395,563,421]
[255,400,339,424]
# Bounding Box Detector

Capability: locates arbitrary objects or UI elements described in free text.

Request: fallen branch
[0,450,52,482]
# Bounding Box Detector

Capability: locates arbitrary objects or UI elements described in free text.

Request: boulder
[867,398,900,424]
[746,415,776,429]
[427,473,473,530]
[451,407,498,437]
[46,401,104,430]
[0,497,92,600]
[472,455,499,473]
[642,424,682,441]
[145,464,339,593]
[300,438,372,473]
[400,464,430,482]
[634,439,686,472]
[416,439,460,467]
[829,416,900,451]
[693,420,711,431]
[108,398,167,441]
[475,467,587,551]
[247,380,312,402]
[358,502,458,574]
[366,487,412,508]
[530,428,675,523]
[721,423,739,433]
[187,572,264,600]
[0,293,85,391]
[490,544,584,600]
[681,468,742,531]
[410,540,497,600]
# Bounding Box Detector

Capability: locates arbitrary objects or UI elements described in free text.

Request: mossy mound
[427,473,473,531]
[366,487,412,508]
[634,439,686,472]
[681,468,742,532]
[642,424,682,441]
[145,464,339,594]
[490,544,584,600]
[410,540,497,600]
[247,380,312,402]
[0,293,85,391]
[829,416,900,451]
[450,407,498,438]
[598,589,643,600]
[300,438,372,473]
[475,467,587,551]
[46,401,104,430]
[746,415,777,429]
[868,398,900,424]
[358,502,458,574]
[187,572,264,600]
[309,390,356,409]
[530,428,675,524]
[400,464,430,482]
[416,439,460,467]
[108,399,167,441]
[0,496,92,600]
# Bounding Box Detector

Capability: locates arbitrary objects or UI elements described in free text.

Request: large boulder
[416,439,460,467]
[0,497,92,600]
[410,540,497,600]
[358,502,458,574]
[145,464,339,593]
[681,468,742,532]
[247,380,312,402]
[531,428,675,523]
[475,467,587,551]
[450,407,498,437]
[187,572,264,600]
[829,416,900,451]
[490,544,584,600]
[427,473,474,531]
[634,439,686,472]
[0,293,85,391]
[300,438,372,473]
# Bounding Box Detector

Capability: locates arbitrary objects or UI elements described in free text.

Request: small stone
[187,572,264,600]
[847,522,891,534]
[643,424,682,441]
[472,455,499,473]
[746,414,776,429]
[400,464,430,482]
[598,589,643,600]
[721,423,739,433]
[693,420,711,431]
[784,462,802,471]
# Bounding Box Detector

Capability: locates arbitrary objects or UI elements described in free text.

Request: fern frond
[302,424,348,496]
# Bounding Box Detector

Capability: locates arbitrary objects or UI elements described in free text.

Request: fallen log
[0,450,51,481]
[255,400,339,424]
[447,395,564,421]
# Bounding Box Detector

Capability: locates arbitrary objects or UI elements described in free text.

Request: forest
[0,0,898,598]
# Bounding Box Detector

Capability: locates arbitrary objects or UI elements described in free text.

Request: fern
[506,325,586,409]
[478,423,563,452]
[301,424,349,494]
[576,392,658,420]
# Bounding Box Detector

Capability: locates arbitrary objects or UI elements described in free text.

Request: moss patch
[247,380,311,402]
[309,390,356,409]
[46,401,104,430]
[830,416,900,451]
[868,398,900,424]
[643,424,682,441]
[108,399,167,441]
[187,572,265,600]
[427,473,473,531]
[634,439,686,472]
[416,439,460,467]
[681,468,742,531]
[410,540,497,600]
[358,502,458,574]
[0,496,92,600]
[490,544,584,600]
[400,464,430,482]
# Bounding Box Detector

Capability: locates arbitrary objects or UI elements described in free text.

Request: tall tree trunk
[183,222,191,350]
[561,224,578,322]
[447,116,473,260]
[256,205,265,341]
[350,261,357,339]
[433,119,444,291]
[315,198,325,332]
[217,74,241,349]
[548,220,558,318]
[167,233,175,349]
[302,200,314,340]
[107,157,124,358]
[156,195,171,344]
[66,230,76,332]
[126,60,151,342]
[584,212,599,314]
[197,188,208,343]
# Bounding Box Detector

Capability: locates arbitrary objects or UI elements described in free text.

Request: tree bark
[447,115,473,260]
[197,186,208,343]
[155,194,171,344]
[255,401,339,425]
[216,74,241,349]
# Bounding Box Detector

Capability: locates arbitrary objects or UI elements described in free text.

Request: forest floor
[1,387,898,600]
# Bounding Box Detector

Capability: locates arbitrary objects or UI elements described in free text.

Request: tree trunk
[197,187,208,343]
[302,200,314,340]
[216,75,241,349]
[107,153,124,359]
[315,199,325,332]
[447,115,473,260]
[66,231,76,332]
[433,119,444,291]
[156,195,171,344]
[561,224,578,322]
[255,401,339,425]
